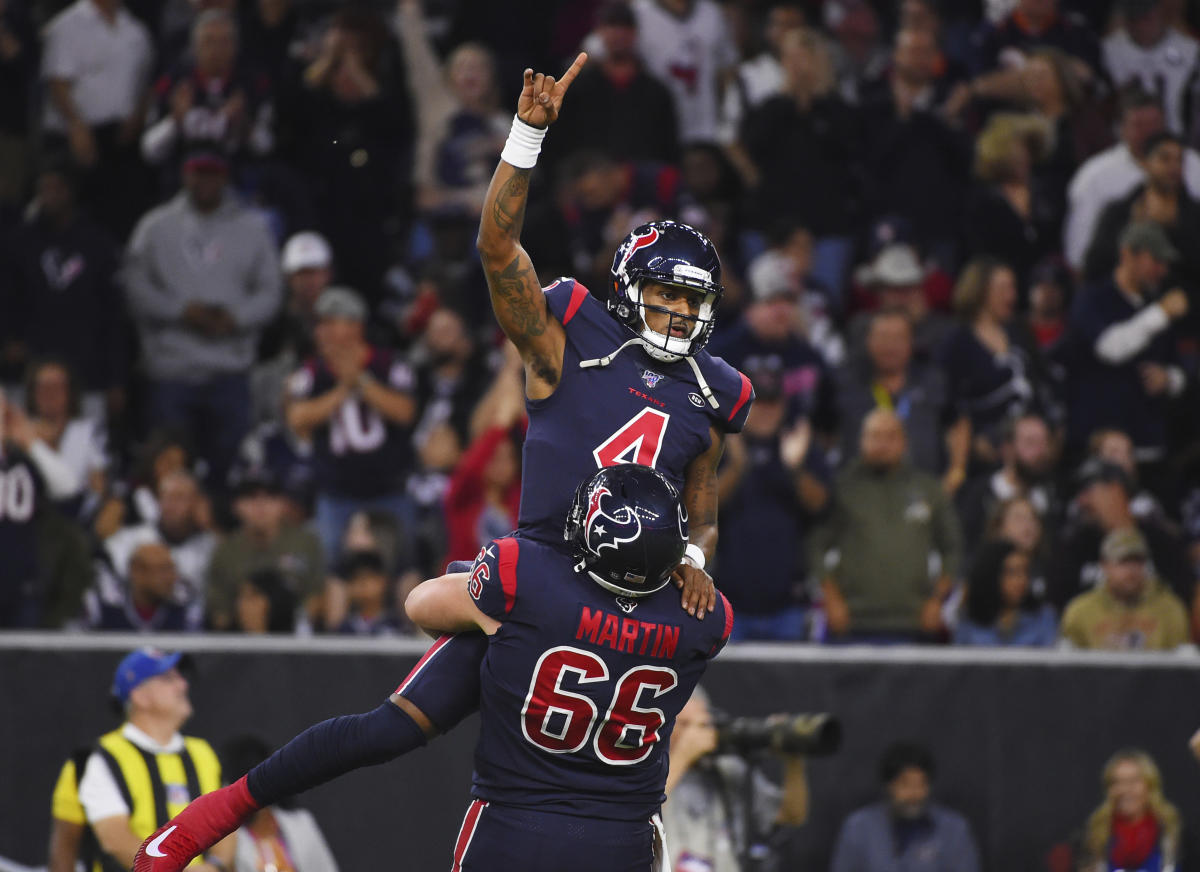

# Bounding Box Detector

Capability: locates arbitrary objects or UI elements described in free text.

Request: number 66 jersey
[467,535,733,820]
[517,279,752,547]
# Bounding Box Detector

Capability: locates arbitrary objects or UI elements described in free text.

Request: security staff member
[49,747,107,872]
[75,649,233,871]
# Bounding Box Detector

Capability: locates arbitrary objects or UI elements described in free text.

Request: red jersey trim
[563,283,590,326]
[727,371,753,423]
[497,537,520,614]
[395,634,452,694]
[719,592,734,643]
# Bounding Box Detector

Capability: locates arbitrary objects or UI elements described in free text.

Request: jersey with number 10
[519,280,753,547]
[467,536,733,820]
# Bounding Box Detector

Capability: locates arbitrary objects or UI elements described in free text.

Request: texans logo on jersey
[584,486,642,554]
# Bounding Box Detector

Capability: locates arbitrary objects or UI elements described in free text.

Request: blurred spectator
[847,243,955,365]
[21,358,109,521]
[83,540,203,631]
[279,6,413,303]
[715,362,830,641]
[717,1,804,145]
[1103,0,1198,137]
[6,161,126,421]
[1050,458,1191,612]
[231,567,297,634]
[937,257,1056,466]
[963,113,1058,288]
[406,420,457,578]
[40,0,155,239]
[141,10,274,193]
[985,494,1051,599]
[830,742,981,872]
[337,549,401,636]
[1060,527,1189,650]
[1079,749,1182,872]
[824,0,889,102]
[123,145,282,489]
[0,0,35,206]
[1027,256,1072,348]
[745,242,842,366]
[443,360,522,566]
[957,412,1058,552]
[1019,48,1111,221]
[396,0,506,220]
[1087,427,1171,530]
[94,428,193,538]
[254,230,334,424]
[412,307,492,446]
[240,0,312,89]
[954,539,1057,645]
[709,254,836,436]
[206,470,325,631]
[221,735,339,872]
[284,287,417,561]
[631,0,737,145]
[858,27,970,265]
[835,307,967,484]
[230,420,315,526]
[1064,86,1200,271]
[547,1,678,167]
[1084,133,1200,313]
[1060,222,1187,463]
[968,0,1100,83]
[740,27,860,298]
[96,469,217,619]
[811,409,962,641]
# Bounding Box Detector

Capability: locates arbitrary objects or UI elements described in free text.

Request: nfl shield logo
[641,370,663,389]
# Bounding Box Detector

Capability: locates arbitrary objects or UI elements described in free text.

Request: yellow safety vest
[92,729,222,846]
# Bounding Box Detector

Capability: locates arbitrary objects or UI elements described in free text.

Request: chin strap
[579,337,721,410]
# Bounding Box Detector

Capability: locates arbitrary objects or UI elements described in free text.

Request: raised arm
[476,53,586,400]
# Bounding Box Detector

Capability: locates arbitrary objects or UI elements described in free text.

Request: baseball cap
[232,467,281,498]
[1075,457,1134,495]
[747,252,799,302]
[1119,221,1178,262]
[282,232,333,274]
[182,142,229,174]
[857,244,924,288]
[1101,528,1150,562]
[743,355,785,401]
[111,648,183,703]
[314,286,367,322]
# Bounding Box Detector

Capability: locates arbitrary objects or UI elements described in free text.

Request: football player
[406,464,732,871]
[134,54,752,872]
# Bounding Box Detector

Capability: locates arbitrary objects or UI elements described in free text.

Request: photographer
[662,687,810,872]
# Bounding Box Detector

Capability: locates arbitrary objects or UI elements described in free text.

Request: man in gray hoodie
[124,145,282,486]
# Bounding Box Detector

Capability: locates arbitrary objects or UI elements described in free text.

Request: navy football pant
[395,560,490,733]
[451,801,656,872]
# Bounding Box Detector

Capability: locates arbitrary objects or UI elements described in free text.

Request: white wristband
[500,114,546,169]
[684,544,706,571]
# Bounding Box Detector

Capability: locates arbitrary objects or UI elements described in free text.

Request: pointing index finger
[558,52,588,91]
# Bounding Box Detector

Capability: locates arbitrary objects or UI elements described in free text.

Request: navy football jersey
[0,451,44,610]
[287,349,415,498]
[518,280,753,546]
[467,536,733,820]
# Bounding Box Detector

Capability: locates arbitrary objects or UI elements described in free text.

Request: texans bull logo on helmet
[584,486,642,554]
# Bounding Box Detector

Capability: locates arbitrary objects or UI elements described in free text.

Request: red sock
[134,776,260,872]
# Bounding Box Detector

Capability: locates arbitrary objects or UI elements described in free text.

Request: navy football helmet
[564,464,688,598]
[607,220,724,362]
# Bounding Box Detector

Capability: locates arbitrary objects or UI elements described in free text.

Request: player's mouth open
[668,325,689,337]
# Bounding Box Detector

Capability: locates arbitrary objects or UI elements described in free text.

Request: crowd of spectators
[3,0,1200,652]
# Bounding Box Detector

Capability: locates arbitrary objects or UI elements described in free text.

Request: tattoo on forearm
[492,170,530,236]
[487,253,559,387]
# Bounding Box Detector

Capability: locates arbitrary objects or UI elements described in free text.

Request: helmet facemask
[627,277,718,363]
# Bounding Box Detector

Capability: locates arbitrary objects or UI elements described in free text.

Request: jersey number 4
[593,408,669,469]
[521,646,679,766]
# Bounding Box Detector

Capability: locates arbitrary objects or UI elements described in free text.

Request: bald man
[810,410,962,642]
[85,542,203,632]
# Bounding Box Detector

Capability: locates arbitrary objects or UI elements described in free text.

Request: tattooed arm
[476,54,586,400]
[671,424,725,620]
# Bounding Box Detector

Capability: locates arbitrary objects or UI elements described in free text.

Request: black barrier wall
[3,636,1200,872]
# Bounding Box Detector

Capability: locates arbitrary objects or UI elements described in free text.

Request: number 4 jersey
[466,536,733,821]
[519,279,752,546]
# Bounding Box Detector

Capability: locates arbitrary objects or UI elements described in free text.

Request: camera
[714,712,842,756]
